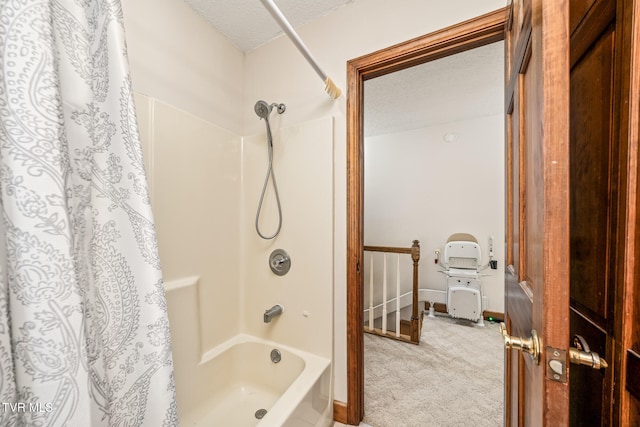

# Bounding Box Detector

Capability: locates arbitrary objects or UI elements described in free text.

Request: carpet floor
[363,313,504,427]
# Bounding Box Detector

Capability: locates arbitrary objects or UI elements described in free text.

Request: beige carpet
[363,313,504,427]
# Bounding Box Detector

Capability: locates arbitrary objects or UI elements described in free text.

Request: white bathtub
[177,334,332,427]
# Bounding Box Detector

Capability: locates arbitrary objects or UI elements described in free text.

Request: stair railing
[363,240,422,344]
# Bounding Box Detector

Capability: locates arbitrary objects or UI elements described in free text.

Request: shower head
[255,100,286,119]
[255,100,272,119]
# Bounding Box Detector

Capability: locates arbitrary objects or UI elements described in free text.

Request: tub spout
[264,304,284,323]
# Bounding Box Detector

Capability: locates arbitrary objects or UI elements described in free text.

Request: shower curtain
[0,1,177,426]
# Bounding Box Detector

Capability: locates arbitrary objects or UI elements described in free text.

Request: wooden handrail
[364,240,420,257]
[364,245,413,254]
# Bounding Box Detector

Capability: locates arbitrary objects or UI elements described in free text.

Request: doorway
[345,8,507,425]
[361,39,505,426]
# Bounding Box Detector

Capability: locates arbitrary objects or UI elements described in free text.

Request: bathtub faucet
[264,304,284,323]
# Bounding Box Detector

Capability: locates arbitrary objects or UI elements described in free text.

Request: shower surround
[135,93,334,425]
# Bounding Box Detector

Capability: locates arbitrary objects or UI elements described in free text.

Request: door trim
[345,8,507,424]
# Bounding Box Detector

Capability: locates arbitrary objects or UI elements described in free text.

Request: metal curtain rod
[259,0,341,99]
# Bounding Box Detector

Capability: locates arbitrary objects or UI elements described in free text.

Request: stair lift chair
[440,233,485,326]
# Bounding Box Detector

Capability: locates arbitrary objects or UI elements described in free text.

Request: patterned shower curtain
[0,0,178,426]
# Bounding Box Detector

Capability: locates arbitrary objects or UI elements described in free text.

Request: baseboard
[333,400,347,424]
[425,301,448,313]
[425,302,504,322]
[483,310,504,321]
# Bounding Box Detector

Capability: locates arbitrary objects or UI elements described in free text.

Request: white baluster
[382,254,387,334]
[368,252,374,331]
[396,254,401,337]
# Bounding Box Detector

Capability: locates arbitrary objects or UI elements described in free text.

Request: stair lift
[439,233,493,326]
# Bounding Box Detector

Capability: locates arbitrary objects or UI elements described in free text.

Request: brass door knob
[500,322,540,364]
[569,335,608,369]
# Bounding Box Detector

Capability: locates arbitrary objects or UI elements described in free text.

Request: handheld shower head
[254,100,272,119]
[254,99,286,240]
[255,100,286,119]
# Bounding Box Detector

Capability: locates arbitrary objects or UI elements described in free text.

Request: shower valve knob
[272,256,286,267]
[269,249,291,276]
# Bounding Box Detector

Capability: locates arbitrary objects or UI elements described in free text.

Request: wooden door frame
[344,8,507,424]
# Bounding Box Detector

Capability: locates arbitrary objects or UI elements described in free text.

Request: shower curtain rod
[259,0,341,99]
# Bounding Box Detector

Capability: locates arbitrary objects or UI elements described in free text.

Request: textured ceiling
[182,0,355,52]
[365,41,504,137]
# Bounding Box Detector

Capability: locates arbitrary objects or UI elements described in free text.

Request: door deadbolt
[500,322,540,364]
[569,334,608,370]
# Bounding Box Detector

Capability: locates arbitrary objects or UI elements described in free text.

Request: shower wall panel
[241,116,334,360]
[135,93,242,354]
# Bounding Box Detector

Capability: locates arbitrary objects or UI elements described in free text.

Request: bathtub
[177,334,332,426]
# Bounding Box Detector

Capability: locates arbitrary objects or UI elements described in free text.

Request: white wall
[122,0,244,134]
[364,116,505,314]
[244,0,506,403]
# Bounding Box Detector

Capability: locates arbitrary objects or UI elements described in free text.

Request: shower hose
[255,120,282,240]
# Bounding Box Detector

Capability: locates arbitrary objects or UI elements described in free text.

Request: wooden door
[504,0,571,425]
[569,0,617,424]
[569,0,640,425]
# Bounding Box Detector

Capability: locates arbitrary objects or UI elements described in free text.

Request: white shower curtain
[0,1,178,426]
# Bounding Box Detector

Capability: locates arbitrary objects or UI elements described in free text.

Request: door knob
[569,335,608,369]
[500,322,540,364]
